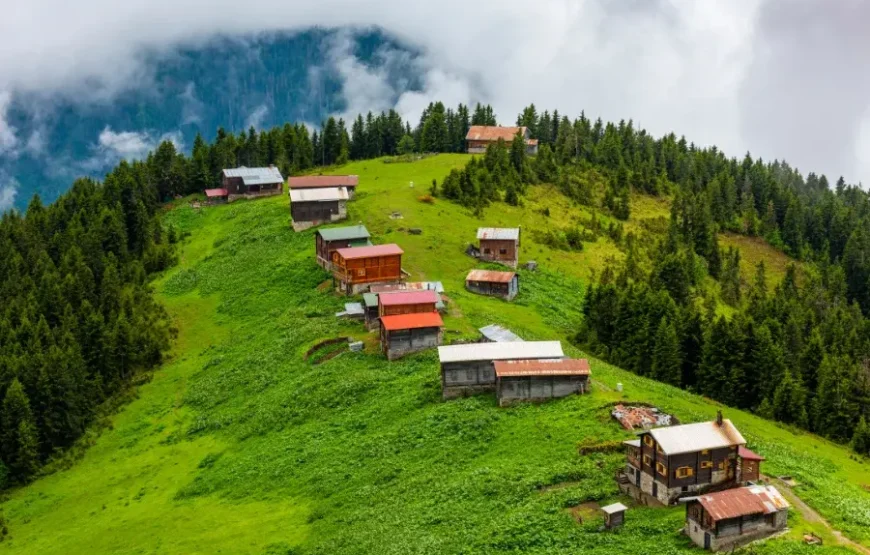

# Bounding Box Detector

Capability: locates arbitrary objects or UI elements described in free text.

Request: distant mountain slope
[0,28,420,209]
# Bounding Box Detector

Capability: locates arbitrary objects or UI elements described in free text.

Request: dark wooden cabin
[494,358,590,406]
[221,166,284,200]
[465,126,538,155]
[380,312,443,360]
[290,187,349,231]
[288,175,359,197]
[466,269,519,300]
[476,227,520,267]
[315,225,371,269]
[332,244,404,295]
[685,485,789,551]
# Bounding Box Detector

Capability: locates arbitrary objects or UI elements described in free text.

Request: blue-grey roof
[479,324,524,343]
[222,166,284,185]
[317,225,371,242]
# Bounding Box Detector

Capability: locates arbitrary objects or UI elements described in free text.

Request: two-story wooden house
[623,412,761,506]
[331,244,403,294]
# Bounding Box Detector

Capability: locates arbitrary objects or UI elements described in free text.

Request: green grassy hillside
[1,154,868,554]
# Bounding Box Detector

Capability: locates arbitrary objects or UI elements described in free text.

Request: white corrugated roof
[601,503,628,514]
[479,324,524,343]
[623,439,641,448]
[438,341,563,363]
[222,166,284,185]
[289,187,349,203]
[477,227,520,241]
[648,419,745,455]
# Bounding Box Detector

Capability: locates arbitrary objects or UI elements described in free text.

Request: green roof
[317,225,371,242]
[363,293,379,307]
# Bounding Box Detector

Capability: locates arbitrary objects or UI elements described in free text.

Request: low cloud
[0,91,18,155]
[0,175,18,211]
[244,105,269,129]
[180,82,204,125]
[84,126,183,170]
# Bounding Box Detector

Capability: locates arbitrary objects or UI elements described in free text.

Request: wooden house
[438,341,564,399]
[465,126,539,155]
[380,312,444,360]
[685,485,789,551]
[601,503,627,529]
[622,412,757,506]
[466,269,519,300]
[290,187,349,231]
[288,175,359,197]
[332,244,403,295]
[494,358,590,406]
[204,188,229,203]
[315,225,371,269]
[379,290,438,317]
[221,166,284,200]
[476,227,520,267]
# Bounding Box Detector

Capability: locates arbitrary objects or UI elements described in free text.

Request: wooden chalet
[621,412,761,506]
[331,244,403,295]
[438,341,564,399]
[221,166,284,201]
[379,290,438,317]
[466,269,519,300]
[465,126,539,155]
[685,485,789,551]
[476,227,520,267]
[288,175,359,197]
[290,187,349,231]
[494,358,590,406]
[380,311,444,360]
[315,225,371,269]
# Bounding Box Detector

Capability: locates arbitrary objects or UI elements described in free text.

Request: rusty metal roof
[466,126,527,142]
[697,485,789,522]
[204,188,228,197]
[466,269,516,283]
[288,175,359,188]
[380,312,443,331]
[477,227,520,241]
[335,244,403,260]
[648,419,745,455]
[378,290,438,306]
[738,446,765,461]
[494,358,590,377]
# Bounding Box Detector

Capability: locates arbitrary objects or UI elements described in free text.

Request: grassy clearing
[0,155,867,554]
[719,232,802,288]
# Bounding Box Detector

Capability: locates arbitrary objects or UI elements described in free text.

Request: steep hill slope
[1,155,867,554]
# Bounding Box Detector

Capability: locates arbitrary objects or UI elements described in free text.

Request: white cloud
[84,126,183,170]
[180,82,204,125]
[1,0,869,183]
[0,175,18,211]
[0,91,18,155]
[244,105,269,129]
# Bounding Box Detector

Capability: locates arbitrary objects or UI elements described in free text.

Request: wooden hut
[601,503,627,529]
[380,312,444,360]
[379,290,438,317]
[315,225,371,269]
[332,244,403,295]
[204,188,229,203]
[465,126,538,155]
[737,446,765,483]
[466,269,519,300]
[438,341,564,399]
[221,166,284,200]
[476,227,520,267]
[494,358,590,406]
[290,187,349,231]
[684,485,789,551]
[288,175,359,197]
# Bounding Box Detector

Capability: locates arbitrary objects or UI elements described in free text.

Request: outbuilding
[494,358,590,406]
[315,225,371,269]
[204,188,229,203]
[332,244,404,295]
[477,227,520,267]
[379,290,439,317]
[466,269,519,301]
[601,503,628,529]
[684,485,789,551]
[221,166,284,200]
[380,312,444,360]
[362,293,380,330]
[290,187,349,231]
[288,175,359,197]
[438,341,564,399]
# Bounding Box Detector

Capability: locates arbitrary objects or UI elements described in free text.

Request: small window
[676,466,694,478]
[356,269,365,277]
[499,248,507,255]
[718,461,725,470]
[682,486,689,492]
[643,436,654,448]
[483,248,491,254]
[643,454,651,466]
[656,462,667,476]
[701,449,709,455]
[700,460,713,469]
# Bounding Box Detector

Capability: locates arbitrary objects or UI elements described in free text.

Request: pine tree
[771,369,808,427]
[1,379,40,480]
[850,416,870,456]
[651,318,682,385]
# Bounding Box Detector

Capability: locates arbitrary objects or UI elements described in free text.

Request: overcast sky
[2,0,870,190]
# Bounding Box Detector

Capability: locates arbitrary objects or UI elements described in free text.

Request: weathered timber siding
[380,302,437,317]
[466,275,519,300]
[332,253,402,294]
[496,375,588,406]
[382,327,442,360]
[292,200,346,225]
[441,360,497,398]
[479,238,519,267]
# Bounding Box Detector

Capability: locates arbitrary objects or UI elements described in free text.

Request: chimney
[716,410,723,426]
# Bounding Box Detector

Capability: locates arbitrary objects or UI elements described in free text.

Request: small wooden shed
[380,312,444,360]
[379,290,439,317]
[738,446,765,483]
[466,269,519,301]
[290,187,349,231]
[288,175,359,197]
[477,227,520,267]
[315,225,371,269]
[204,188,229,203]
[601,503,627,529]
[494,358,590,406]
[221,166,284,200]
[332,244,404,295]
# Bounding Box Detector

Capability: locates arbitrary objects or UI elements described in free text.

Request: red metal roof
[738,446,766,461]
[335,244,403,260]
[204,188,228,197]
[466,125,527,142]
[494,358,589,377]
[288,175,358,188]
[697,486,789,522]
[378,290,438,306]
[380,312,444,331]
[466,269,516,283]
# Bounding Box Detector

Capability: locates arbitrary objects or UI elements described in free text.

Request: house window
[483,248,491,254]
[682,486,689,492]
[499,248,508,255]
[676,466,694,479]
[700,460,713,469]
[643,436,654,448]
[701,449,709,455]
[356,269,365,277]
[656,462,667,476]
[718,462,725,470]
[643,455,651,466]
